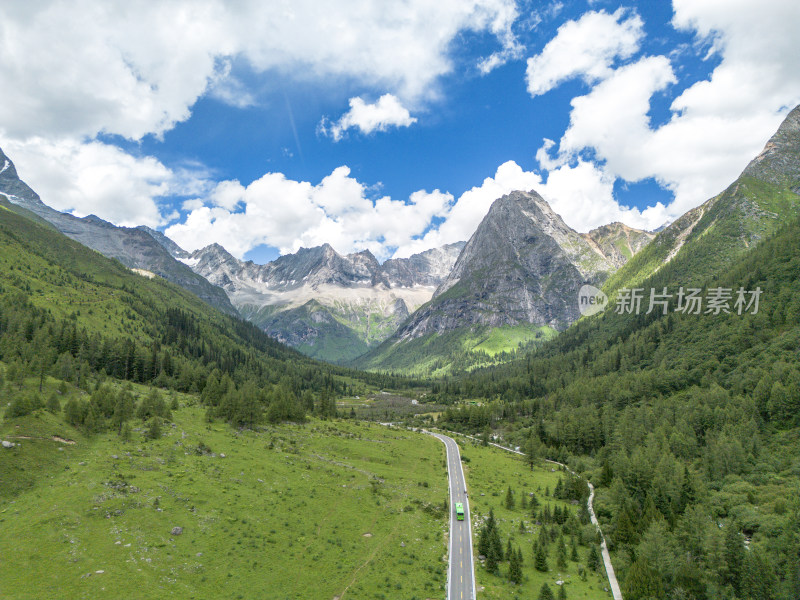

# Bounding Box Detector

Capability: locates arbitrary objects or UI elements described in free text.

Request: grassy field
[451,436,613,600]
[0,381,451,600]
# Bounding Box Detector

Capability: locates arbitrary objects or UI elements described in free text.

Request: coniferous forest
[0,198,420,430]
[432,216,800,599]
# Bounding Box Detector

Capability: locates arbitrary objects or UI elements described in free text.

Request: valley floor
[0,401,450,600]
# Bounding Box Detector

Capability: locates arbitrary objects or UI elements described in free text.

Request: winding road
[429,432,476,600]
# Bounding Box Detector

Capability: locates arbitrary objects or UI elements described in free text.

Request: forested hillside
[433,215,800,599]
[0,198,417,430]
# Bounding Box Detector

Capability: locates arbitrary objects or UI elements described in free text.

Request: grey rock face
[0,147,236,315]
[742,105,800,192]
[382,242,466,287]
[396,190,647,339]
[177,240,465,360]
[583,222,655,269]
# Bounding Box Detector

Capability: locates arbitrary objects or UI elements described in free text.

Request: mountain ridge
[0,147,236,316]
[170,238,466,362]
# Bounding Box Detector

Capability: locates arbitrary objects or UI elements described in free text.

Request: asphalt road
[430,432,475,600]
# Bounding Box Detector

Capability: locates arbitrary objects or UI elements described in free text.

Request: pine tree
[146,417,162,440]
[557,535,568,569]
[505,485,515,509]
[508,545,522,584]
[478,509,497,557]
[490,526,503,565]
[722,524,744,594]
[120,421,132,442]
[557,583,567,600]
[570,537,579,562]
[505,538,513,562]
[621,557,663,600]
[524,434,541,470]
[538,583,554,600]
[529,493,540,516]
[521,492,528,510]
[587,545,601,572]
[486,535,501,574]
[46,392,61,414]
[534,542,548,572]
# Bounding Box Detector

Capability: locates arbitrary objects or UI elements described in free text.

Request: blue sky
[1,0,799,263]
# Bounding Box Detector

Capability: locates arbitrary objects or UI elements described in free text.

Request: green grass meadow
[1,386,450,600]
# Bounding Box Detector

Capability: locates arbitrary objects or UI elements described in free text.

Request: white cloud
[2,138,199,228]
[536,1,800,221]
[525,8,643,97]
[165,166,455,261]
[538,160,669,232]
[320,94,417,141]
[0,0,520,227]
[392,160,543,257]
[0,0,520,143]
[165,155,675,263]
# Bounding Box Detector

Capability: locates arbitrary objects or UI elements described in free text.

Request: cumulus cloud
[538,160,669,232]
[525,8,643,97]
[320,95,417,141]
[2,138,205,228]
[393,161,543,257]
[0,0,520,143]
[165,166,454,261]
[0,0,520,227]
[535,1,800,221]
[165,156,674,263]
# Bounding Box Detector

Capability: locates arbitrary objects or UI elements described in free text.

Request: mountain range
[176,240,465,362]
[0,143,655,367]
[2,104,798,371]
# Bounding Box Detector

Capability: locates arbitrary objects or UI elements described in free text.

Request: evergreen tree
[587,545,601,572]
[622,557,664,600]
[534,542,548,572]
[508,546,522,584]
[722,524,744,594]
[557,583,567,600]
[486,535,501,574]
[557,535,568,569]
[570,537,579,562]
[145,417,162,440]
[505,485,515,509]
[521,491,528,510]
[538,583,554,600]
[505,538,513,562]
[740,549,777,600]
[46,392,61,414]
[525,434,541,470]
[529,493,540,516]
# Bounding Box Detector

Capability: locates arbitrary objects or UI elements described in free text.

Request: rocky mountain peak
[0,147,42,206]
[742,104,800,191]
[391,189,648,341]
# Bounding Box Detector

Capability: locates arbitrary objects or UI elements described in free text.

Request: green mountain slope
[0,202,413,425]
[0,390,449,599]
[433,210,800,598]
[604,105,800,296]
[358,323,557,376]
[241,299,372,363]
